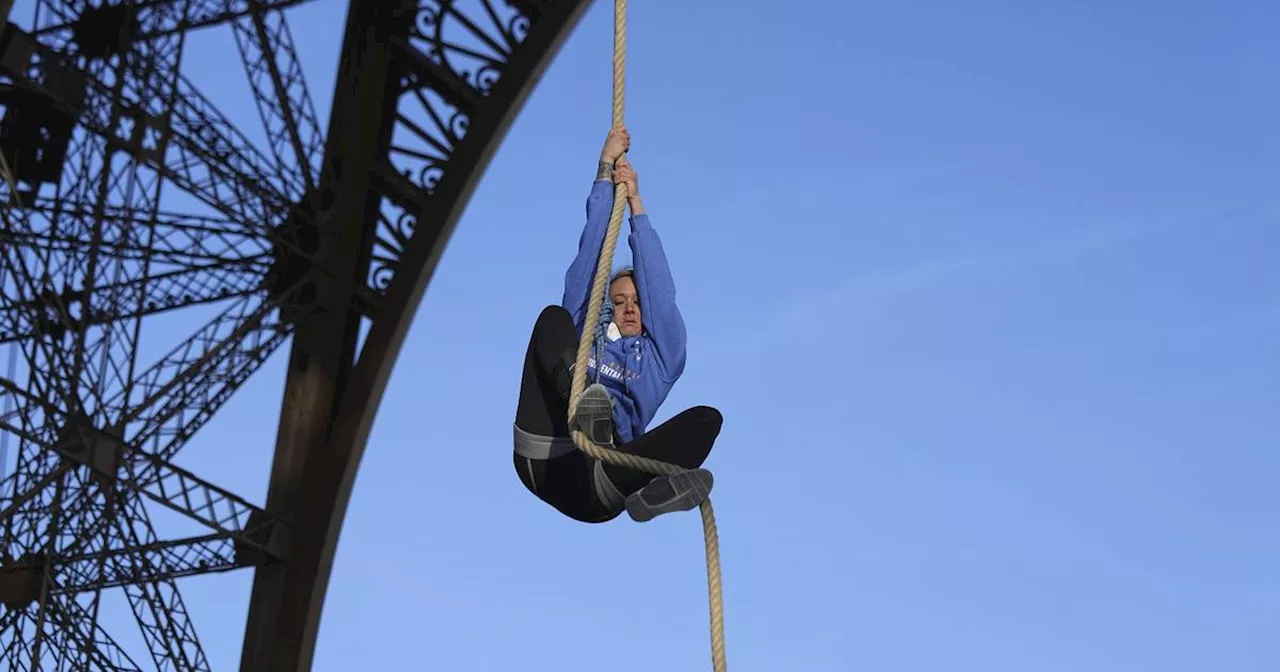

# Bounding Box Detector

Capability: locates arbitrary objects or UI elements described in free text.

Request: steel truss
[0,0,591,668]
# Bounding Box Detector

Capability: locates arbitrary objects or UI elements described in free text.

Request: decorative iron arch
[0,0,592,668]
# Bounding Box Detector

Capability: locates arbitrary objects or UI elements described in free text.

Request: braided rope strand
[566,1,727,670]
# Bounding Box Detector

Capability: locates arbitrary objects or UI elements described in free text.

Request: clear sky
[5,0,1279,670]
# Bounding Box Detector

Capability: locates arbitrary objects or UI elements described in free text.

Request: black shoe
[625,468,714,523]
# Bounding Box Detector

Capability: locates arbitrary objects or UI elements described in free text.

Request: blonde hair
[609,267,635,285]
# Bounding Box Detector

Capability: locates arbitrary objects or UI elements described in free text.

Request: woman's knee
[535,305,574,335]
[530,305,577,375]
[687,405,724,433]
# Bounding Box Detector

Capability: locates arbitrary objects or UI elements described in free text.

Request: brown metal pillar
[237,1,410,669]
[239,1,592,669]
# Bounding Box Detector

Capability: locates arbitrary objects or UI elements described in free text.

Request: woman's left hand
[614,156,639,196]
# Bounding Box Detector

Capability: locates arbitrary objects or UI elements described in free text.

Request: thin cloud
[735,206,1263,351]
[772,225,1146,331]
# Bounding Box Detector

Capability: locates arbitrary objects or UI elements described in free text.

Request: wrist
[595,160,613,180]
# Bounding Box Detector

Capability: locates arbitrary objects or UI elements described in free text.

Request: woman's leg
[596,406,723,522]
[514,306,576,438]
[604,406,724,495]
[512,306,620,523]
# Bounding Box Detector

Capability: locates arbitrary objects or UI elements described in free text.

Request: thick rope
[566,1,727,670]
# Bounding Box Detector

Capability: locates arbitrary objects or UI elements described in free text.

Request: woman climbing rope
[512,126,721,524]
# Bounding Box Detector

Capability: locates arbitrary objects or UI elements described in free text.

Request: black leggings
[513,305,722,523]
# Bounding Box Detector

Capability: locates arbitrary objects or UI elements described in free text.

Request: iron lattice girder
[0,377,290,561]
[0,294,288,517]
[0,448,222,670]
[0,13,293,506]
[1,24,291,233]
[31,0,313,43]
[0,291,288,597]
[0,281,274,670]
[36,594,146,671]
[231,4,325,200]
[0,3,318,670]
[51,532,243,594]
[0,255,268,345]
[0,201,271,346]
[11,0,324,259]
[6,200,269,266]
[139,71,291,230]
[23,0,194,458]
[110,498,215,672]
[0,599,145,671]
[0,533,243,598]
[115,296,288,458]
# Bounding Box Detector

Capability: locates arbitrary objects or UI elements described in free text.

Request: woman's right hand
[600,126,631,164]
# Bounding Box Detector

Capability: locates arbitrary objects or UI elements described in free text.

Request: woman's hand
[614,156,644,215]
[614,157,639,194]
[600,126,631,164]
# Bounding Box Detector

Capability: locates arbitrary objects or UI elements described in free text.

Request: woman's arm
[561,176,614,329]
[618,162,687,381]
[561,128,630,328]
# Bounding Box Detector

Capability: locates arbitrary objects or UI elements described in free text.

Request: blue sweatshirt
[562,180,688,444]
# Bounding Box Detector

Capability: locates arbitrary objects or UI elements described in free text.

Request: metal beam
[237,0,593,669]
[238,1,410,667]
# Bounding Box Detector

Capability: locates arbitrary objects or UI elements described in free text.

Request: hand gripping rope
[565,2,728,670]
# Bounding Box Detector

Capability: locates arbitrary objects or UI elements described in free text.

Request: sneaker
[625,468,715,523]
[572,383,616,446]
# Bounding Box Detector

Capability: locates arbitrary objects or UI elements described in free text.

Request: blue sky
[5,0,1279,669]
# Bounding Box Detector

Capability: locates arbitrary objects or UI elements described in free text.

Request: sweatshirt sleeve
[629,213,688,381]
[562,180,615,329]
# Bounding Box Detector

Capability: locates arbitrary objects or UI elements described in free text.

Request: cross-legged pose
[512,127,721,523]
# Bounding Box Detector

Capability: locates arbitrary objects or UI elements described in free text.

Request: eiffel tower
[0,1,590,668]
